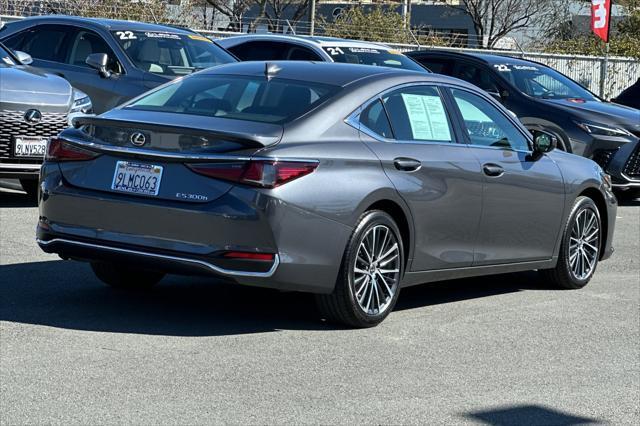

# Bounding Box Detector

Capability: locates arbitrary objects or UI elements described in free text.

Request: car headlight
[575,121,632,137]
[70,90,93,114]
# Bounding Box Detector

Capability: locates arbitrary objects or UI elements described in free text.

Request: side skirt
[401,257,558,288]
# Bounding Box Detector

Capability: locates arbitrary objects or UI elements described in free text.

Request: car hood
[0,65,73,109]
[543,98,640,133]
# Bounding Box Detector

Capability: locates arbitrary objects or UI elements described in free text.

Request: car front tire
[316,210,404,328]
[91,262,165,289]
[541,196,601,289]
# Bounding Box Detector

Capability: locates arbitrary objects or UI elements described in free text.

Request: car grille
[591,149,618,170]
[0,109,68,163]
[623,145,640,179]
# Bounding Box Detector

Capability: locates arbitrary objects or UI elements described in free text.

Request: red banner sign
[591,0,612,43]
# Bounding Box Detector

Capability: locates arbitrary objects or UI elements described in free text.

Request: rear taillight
[187,160,318,188]
[46,137,100,162]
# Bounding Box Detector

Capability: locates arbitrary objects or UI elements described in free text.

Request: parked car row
[0,16,630,327]
[1,16,638,195]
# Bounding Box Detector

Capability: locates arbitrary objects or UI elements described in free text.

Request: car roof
[198,60,467,88]
[11,15,196,34]
[409,49,550,68]
[218,34,391,50]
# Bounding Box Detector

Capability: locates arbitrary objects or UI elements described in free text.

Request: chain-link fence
[1,2,638,100]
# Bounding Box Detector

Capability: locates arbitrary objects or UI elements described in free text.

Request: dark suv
[408,50,640,193]
[0,15,236,114]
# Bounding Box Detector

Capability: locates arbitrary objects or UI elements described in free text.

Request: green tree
[319,6,411,44]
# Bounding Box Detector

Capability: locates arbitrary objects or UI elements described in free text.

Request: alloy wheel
[352,225,401,315]
[568,208,600,280]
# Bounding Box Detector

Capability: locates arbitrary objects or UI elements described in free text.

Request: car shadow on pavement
[1,259,557,336]
[0,190,37,208]
[462,404,601,425]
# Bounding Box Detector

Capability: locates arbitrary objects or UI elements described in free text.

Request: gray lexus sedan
[0,41,92,196]
[37,62,617,327]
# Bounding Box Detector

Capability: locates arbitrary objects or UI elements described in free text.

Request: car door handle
[393,157,421,172]
[483,163,504,177]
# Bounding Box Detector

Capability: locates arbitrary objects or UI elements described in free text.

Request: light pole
[310,0,316,36]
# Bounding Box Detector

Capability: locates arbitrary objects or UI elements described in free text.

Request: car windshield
[0,44,17,67]
[322,46,425,72]
[126,74,341,124]
[111,30,235,76]
[493,62,597,101]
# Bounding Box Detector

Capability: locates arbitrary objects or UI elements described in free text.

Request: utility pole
[310,0,316,36]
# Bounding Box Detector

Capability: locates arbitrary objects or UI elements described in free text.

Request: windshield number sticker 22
[116,31,137,40]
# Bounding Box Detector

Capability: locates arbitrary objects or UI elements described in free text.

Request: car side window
[287,46,322,61]
[413,58,452,74]
[67,29,119,71]
[6,25,69,62]
[453,63,501,94]
[359,99,394,139]
[381,86,454,143]
[228,41,286,61]
[451,88,529,151]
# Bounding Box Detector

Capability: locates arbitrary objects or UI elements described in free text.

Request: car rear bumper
[0,162,41,179]
[37,233,279,278]
[37,164,352,294]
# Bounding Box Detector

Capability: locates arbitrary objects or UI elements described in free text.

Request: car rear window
[126,74,341,124]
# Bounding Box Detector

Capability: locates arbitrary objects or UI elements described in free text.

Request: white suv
[217,34,428,72]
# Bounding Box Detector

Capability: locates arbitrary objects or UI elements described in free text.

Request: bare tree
[450,0,550,48]
[202,0,252,31]
[258,0,310,31]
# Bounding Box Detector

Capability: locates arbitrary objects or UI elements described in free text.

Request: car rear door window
[228,41,287,61]
[413,57,453,74]
[381,86,454,143]
[359,99,394,139]
[451,88,529,151]
[287,46,322,61]
[7,25,69,62]
[453,63,501,94]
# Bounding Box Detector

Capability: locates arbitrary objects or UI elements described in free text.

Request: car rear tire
[315,210,404,328]
[91,262,165,289]
[20,179,39,199]
[541,196,601,289]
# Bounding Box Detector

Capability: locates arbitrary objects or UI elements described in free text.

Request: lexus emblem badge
[130,132,147,147]
[24,109,42,124]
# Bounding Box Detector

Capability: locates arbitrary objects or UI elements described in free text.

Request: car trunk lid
[56,113,283,203]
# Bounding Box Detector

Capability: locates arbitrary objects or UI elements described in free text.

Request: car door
[60,28,122,112]
[356,84,484,271]
[446,86,565,265]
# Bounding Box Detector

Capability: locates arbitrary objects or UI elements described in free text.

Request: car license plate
[13,137,47,157]
[111,161,163,196]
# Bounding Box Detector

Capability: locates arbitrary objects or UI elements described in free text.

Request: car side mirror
[532,130,556,155]
[14,51,32,65]
[86,53,111,78]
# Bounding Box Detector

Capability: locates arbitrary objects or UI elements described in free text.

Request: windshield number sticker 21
[116,31,137,40]
[326,47,344,56]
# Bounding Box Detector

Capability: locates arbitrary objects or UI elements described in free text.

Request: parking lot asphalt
[1,184,638,425]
